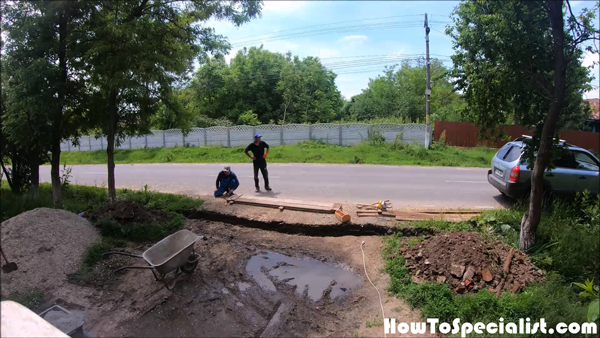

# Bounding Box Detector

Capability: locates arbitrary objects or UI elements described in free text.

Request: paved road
[39,163,511,208]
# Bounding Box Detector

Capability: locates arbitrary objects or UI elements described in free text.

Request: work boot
[265,186,272,191]
[255,187,260,192]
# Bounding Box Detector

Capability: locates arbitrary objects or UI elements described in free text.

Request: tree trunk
[50,141,63,207]
[30,159,40,200]
[520,0,567,250]
[51,6,69,208]
[107,89,118,203]
[0,160,14,192]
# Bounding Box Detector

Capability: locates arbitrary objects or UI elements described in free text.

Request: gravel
[1,208,100,298]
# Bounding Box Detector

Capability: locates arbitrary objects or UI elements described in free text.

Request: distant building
[584,98,599,132]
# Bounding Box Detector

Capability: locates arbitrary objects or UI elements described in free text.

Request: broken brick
[464,278,473,287]
[455,285,466,294]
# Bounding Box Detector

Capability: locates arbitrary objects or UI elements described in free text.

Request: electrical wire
[361,240,386,338]
[232,21,449,47]
[230,14,436,42]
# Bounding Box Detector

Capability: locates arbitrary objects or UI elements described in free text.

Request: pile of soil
[90,201,171,224]
[0,208,100,298]
[402,232,544,294]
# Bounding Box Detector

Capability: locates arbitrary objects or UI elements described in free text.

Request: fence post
[339,124,343,146]
[252,126,256,137]
[368,125,373,140]
[129,137,132,149]
[100,136,103,150]
[67,141,71,152]
[163,131,166,147]
[226,127,231,147]
[280,125,284,145]
[145,135,148,148]
[203,129,207,146]
[182,132,186,147]
[308,125,313,140]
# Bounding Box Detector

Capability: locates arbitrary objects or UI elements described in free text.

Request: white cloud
[263,1,307,12]
[339,35,368,42]
[315,48,341,59]
[582,51,598,68]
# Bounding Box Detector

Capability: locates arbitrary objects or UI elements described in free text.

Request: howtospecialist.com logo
[384,318,598,337]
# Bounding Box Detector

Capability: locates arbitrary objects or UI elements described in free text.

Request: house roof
[586,98,599,120]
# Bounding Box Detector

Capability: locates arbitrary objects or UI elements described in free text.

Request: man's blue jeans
[214,178,239,197]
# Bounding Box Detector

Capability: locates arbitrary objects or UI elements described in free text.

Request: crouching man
[214,166,239,197]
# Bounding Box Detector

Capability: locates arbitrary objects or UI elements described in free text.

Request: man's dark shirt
[216,171,239,189]
[245,141,270,162]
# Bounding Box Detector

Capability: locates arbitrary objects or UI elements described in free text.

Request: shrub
[95,212,185,241]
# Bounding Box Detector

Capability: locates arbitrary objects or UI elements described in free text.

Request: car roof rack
[513,135,569,146]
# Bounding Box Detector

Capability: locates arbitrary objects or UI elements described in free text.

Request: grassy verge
[2,289,47,310]
[59,140,496,167]
[0,181,202,222]
[385,195,600,337]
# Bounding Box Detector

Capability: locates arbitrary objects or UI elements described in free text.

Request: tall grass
[59,140,496,167]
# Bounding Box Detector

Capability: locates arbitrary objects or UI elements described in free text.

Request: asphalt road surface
[39,163,511,208]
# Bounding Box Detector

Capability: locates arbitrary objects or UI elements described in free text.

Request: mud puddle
[247,252,363,301]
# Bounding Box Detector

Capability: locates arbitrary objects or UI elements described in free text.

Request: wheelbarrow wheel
[180,253,199,274]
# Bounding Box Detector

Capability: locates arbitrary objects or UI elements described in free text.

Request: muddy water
[246,252,363,301]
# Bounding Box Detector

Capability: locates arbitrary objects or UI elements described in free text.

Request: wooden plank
[243,196,334,208]
[406,209,484,214]
[232,197,336,214]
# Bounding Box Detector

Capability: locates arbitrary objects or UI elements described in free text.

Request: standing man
[245,134,271,192]
[214,166,239,197]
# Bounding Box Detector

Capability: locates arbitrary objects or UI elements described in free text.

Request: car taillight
[509,165,520,182]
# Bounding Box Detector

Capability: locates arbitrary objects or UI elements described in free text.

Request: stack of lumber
[227,196,341,214]
[356,208,482,222]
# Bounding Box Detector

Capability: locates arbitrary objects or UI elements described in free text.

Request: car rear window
[503,146,522,162]
[495,143,512,160]
[495,143,522,162]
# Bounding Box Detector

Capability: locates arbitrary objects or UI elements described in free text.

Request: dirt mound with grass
[0,208,100,299]
[402,232,544,294]
[90,201,171,225]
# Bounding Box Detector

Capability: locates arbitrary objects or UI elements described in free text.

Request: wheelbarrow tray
[142,229,201,275]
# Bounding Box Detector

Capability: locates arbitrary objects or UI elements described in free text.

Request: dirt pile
[0,208,100,298]
[403,232,544,294]
[90,201,171,224]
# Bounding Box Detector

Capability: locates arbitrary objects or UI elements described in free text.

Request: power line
[230,14,429,42]
[231,21,449,47]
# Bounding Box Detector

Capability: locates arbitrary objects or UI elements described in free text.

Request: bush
[95,212,185,241]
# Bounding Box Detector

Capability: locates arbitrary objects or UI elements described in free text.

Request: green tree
[347,59,462,122]
[448,0,599,249]
[2,1,93,206]
[83,0,262,202]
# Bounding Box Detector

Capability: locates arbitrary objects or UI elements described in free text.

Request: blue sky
[207,1,599,100]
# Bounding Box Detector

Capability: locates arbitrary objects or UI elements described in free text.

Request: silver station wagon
[488,136,600,199]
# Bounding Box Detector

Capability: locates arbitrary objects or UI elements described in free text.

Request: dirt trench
[48,218,426,337]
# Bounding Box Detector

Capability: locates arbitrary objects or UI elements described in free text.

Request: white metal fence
[60,123,430,152]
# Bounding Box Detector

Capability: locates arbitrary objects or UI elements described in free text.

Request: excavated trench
[183,209,436,237]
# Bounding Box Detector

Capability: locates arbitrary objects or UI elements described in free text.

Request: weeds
[4,289,46,310]
[383,233,588,337]
[95,213,185,242]
[0,181,202,222]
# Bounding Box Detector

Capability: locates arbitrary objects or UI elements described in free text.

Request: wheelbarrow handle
[114,265,155,274]
[102,251,143,259]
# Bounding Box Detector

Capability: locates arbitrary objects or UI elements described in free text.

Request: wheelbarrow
[102,229,205,290]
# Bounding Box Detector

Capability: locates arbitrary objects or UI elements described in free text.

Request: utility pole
[424,13,432,148]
